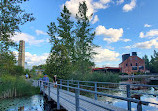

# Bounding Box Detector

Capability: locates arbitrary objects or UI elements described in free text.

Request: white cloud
[120,38,131,42]
[100,0,111,4]
[65,0,94,17]
[95,25,123,43]
[135,38,158,49]
[25,52,49,66]
[13,51,49,67]
[144,24,152,28]
[92,15,99,24]
[139,32,145,38]
[64,0,111,18]
[124,46,132,49]
[93,47,120,63]
[117,0,124,5]
[106,46,115,50]
[139,29,158,38]
[123,0,136,12]
[12,32,45,45]
[93,2,109,9]
[125,38,158,49]
[35,30,47,35]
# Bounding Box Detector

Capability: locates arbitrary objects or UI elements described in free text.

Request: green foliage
[150,50,158,73]
[24,69,30,75]
[46,5,74,79]
[0,51,25,76]
[0,0,35,77]
[0,0,35,51]
[46,2,97,79]
[0,75,40,99]
[0,51,16,75]
[74,1,97,75]
[10,65,25,76]
[142,55,150,70]
[68,72,120,83]
[142,50,158,73]
[119,73,128,75]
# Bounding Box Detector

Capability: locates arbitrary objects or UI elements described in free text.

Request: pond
[0,94,54,111]
[97,79,158,111]
[98,90,158,111]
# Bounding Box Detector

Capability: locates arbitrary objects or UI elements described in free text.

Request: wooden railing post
[137,101,142,111]
[57,85,60,110]
[43,81,45,96]
[60,80,62,89]
[77,81,80,94]
[126,84,131,111]
[40,81,42,93]
[94,82,97,100]
[48,82,51,101]
[67,80,69,91]
[75,88,80,111]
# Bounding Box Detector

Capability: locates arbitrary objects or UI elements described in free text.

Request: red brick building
[119,52,145,74]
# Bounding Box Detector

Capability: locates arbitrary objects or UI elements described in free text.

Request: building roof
[119,55,144,65]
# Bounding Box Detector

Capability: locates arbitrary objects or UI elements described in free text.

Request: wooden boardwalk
[32,79,158,111]
[38,83,126,111]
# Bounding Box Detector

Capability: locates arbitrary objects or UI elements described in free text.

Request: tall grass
[0,75,40,99]
[68,72,120,83]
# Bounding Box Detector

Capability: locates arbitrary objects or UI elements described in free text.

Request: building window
[132,66,137,70]
[131,63,132,66]
[136,63,138,66]
[139,66,144,70]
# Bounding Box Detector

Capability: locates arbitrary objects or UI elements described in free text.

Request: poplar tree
[46,2,97,79]
[46,5,74,79]
[74,1,96,75]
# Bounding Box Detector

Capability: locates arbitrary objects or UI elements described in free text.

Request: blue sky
[12,0,158,68]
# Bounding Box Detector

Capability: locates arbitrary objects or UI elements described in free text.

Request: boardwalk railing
[33,79,158,111]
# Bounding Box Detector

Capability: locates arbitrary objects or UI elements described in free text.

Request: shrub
[10,66,25,76]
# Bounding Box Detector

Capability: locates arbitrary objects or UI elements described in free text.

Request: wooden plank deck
[40,84,127,111]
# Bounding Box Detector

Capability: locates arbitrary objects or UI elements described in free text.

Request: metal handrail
[60,79,158,87]
[60,79,158,95]
[56,84,150,105]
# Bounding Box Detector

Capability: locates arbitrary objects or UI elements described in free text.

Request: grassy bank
[0,75,40,99]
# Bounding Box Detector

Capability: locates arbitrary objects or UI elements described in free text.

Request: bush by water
[0,75,40,99]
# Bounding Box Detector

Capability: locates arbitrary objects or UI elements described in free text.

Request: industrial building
[119,52,145,74]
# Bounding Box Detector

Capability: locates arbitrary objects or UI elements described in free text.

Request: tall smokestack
[18,40,25,68]
[132,52,137,56]
[122,54,130,62]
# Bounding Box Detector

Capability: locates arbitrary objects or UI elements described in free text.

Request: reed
[0,75,40,99]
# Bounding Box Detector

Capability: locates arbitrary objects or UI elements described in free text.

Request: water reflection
[97,78,158,111]
[0,95,46,111]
